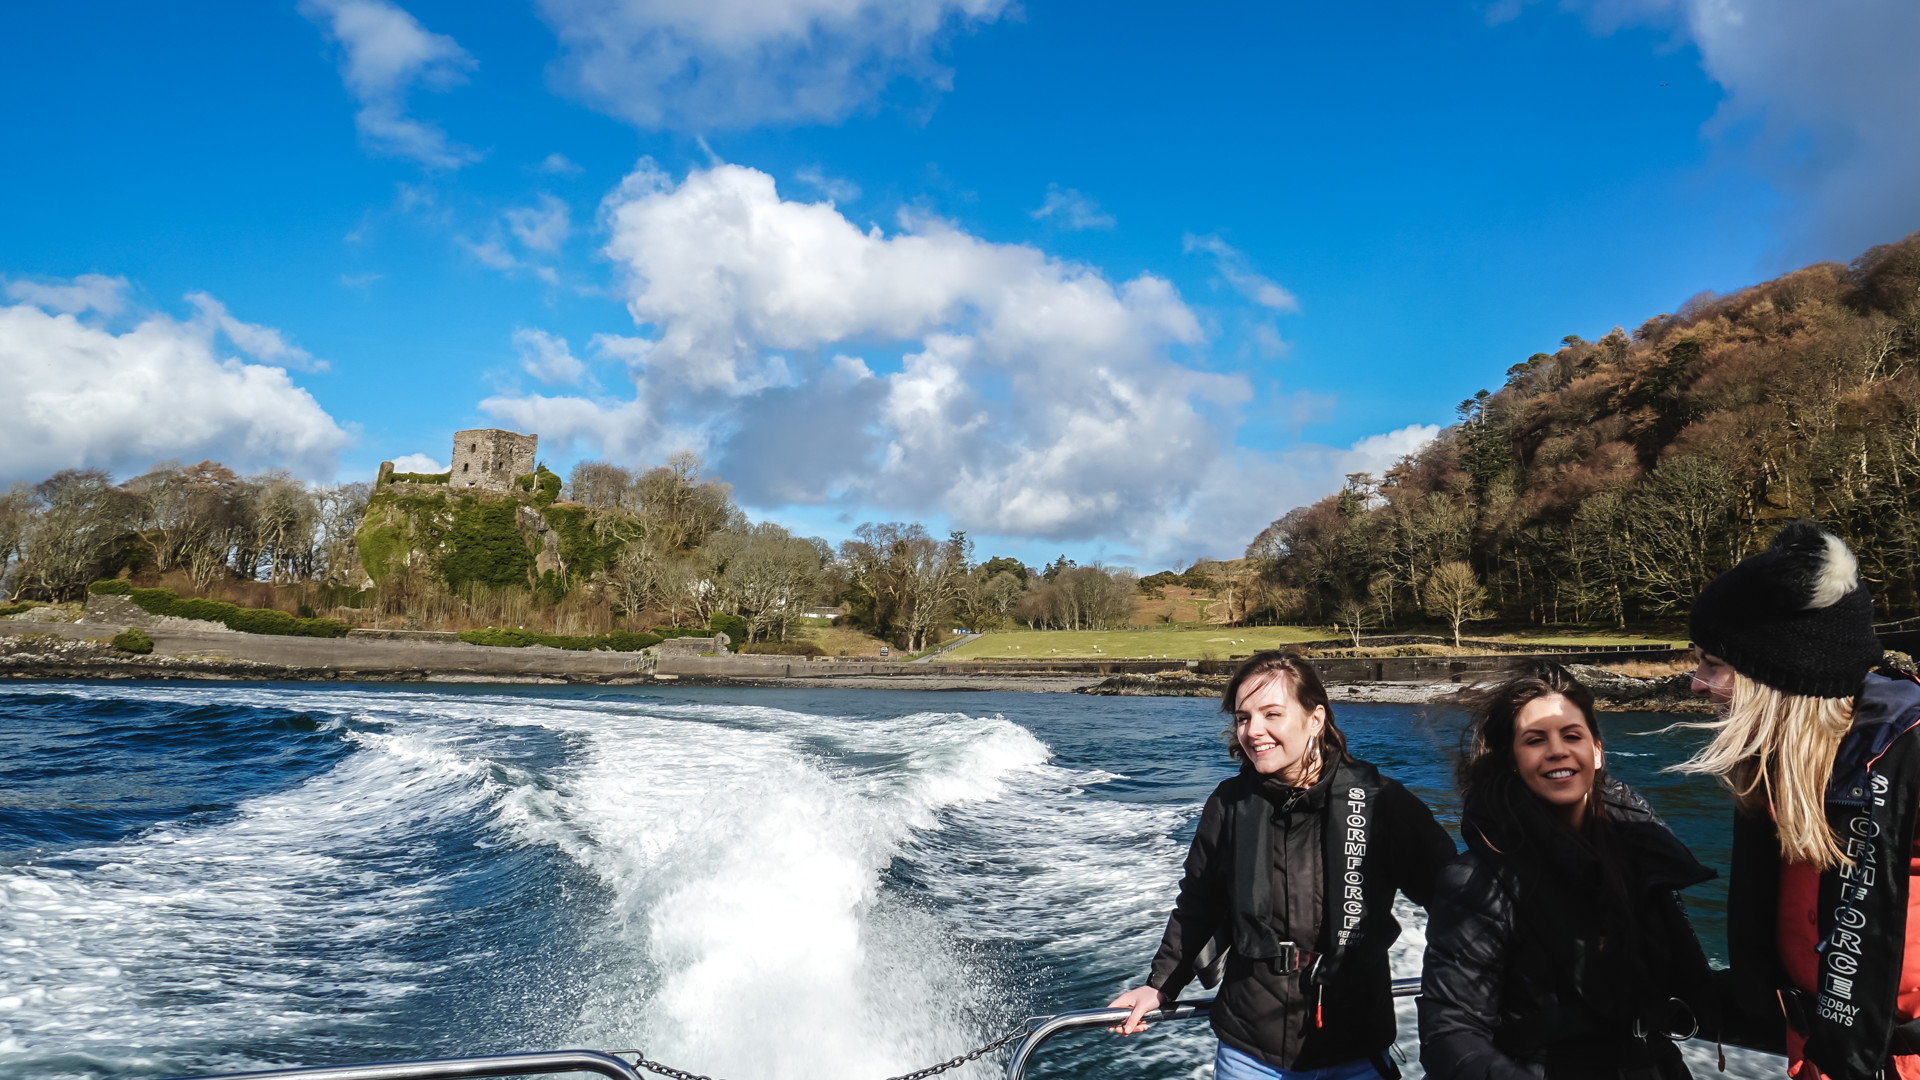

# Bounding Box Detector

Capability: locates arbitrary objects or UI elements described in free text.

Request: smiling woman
[1418,662,1719,1080]
[1105,651,1456,1080]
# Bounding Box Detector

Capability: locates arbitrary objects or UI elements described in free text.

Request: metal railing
[161,978,1425,1080]
[1002,976,1421,1080]
[164,1050,642,1080]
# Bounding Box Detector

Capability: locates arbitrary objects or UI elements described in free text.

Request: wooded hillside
[1246,230,1920,628]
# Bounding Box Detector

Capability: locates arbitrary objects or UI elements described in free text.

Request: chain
[613,1022,1030,1080]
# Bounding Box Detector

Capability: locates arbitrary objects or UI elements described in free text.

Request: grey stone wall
[449,429,537,491]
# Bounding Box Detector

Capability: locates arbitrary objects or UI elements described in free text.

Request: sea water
[0,683,1780,1080]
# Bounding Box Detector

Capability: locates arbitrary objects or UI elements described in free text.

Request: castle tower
[450,429,537,491]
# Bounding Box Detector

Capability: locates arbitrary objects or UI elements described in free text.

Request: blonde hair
[1672,672,1855,867]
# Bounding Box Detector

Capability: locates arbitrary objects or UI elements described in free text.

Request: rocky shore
[0,615,1707,702]
[1077,664,1710,712]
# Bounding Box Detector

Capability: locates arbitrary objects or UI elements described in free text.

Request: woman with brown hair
[1108,651,1455,1080]
[1418,661,1717,1080]
[1678,521,1920,1080]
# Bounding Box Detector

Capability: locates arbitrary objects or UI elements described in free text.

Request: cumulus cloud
[1506,0,1920,253]
[1031,184,1116,231]
[458,195,573,282]
[300,0,479,169]
[514,327,588,385]
[485,161,1296,551]
[1143,424,1443,559]
[795,165,860,203]
[185,293,326,372]
[4,274,130,317]
[388,452,447,473]
[504,193,572,252]
[0,282,351,481]
[1184,234,1300,312]
[534,0,1011,129]
[539,152,584,175]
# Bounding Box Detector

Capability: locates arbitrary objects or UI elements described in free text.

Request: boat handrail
[159,977,1426,1080]
[1002,976,1422,1080]
[162,1050,643,1080]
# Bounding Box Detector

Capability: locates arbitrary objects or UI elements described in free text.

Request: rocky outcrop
[1080,672,1228,697]
[76,593,234,634]
[4,603,79,623]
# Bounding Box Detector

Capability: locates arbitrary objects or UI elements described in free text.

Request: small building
[450,429,537,492]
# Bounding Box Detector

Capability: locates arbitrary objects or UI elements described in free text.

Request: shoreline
[0,623,1704,707]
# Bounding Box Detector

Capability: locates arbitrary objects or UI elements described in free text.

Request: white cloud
[459,196,573,281]
[1138,424,1444,561]
[539,152,584,175]
[300,0,479,169]
[185,293,326,372]
[389,452,446,473]
[1251,323,1290,359]
[1184,233,1300,312]
[4,274,130,317]
[1511,0,1920,253]
[0,283,352,482]
[534,0,1012,129]
[513,327,588,385]
[504,194,572,252]
[487,161,1271,547]
[589,332,654,368]
[795,165,860,203]
[1031,184,1116,231]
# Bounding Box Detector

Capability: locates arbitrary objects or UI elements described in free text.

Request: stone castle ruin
[449,429,537,491]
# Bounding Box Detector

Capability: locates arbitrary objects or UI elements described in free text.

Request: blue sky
[3,0,1916,569]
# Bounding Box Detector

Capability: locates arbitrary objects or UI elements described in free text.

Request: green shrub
[709,612,748,645]
[122,588,349,638]
[0,602,33,618]
[388,472,450,485]
[111,629,154,654]
[515,473,536,492]
[602,630,665,651]
[89,579,134,595]
[739,641,825,656]
[441,498,534,591]
[533,465,562,507]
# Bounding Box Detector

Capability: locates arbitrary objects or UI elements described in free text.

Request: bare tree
[15,470,139,600]
[248,471,317,583]
[568,461,634,507]
[0,483,41,598]
[1367,570,1397,628]
[721,524,824,641]
[1423,561,1487,647]
[635,452,735,552]
[313,482,371,583]
[1333,595,1376,647]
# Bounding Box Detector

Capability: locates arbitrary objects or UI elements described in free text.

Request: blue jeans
[1212,1044,1382,1080]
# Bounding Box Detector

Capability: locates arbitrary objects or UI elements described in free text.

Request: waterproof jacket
[1723,671,1920,1080]
[1418,777,1717,1080]
[1147,757,1456,1071]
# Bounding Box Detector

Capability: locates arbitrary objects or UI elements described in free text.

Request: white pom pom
[1807,531,1859,609]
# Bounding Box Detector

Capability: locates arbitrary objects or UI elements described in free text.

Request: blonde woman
[1679,522,1920,1080]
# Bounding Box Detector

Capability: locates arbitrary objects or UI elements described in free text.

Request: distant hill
[1246,229,1920,627]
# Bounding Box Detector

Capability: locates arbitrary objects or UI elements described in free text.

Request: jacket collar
[1827,672,1920,808]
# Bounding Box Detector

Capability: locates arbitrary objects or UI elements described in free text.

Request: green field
[944,626,1327,661]
[942,625,1688,661]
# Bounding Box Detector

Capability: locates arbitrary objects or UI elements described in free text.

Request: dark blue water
[0,683,1756,1080]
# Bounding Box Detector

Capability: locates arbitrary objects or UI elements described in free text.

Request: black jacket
[1418,777,1716,1080]
[1722,671,1920,1080]
[1147,757,1456,1070]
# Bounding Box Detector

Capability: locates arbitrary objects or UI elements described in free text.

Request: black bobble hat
[1689,521,1881,699]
